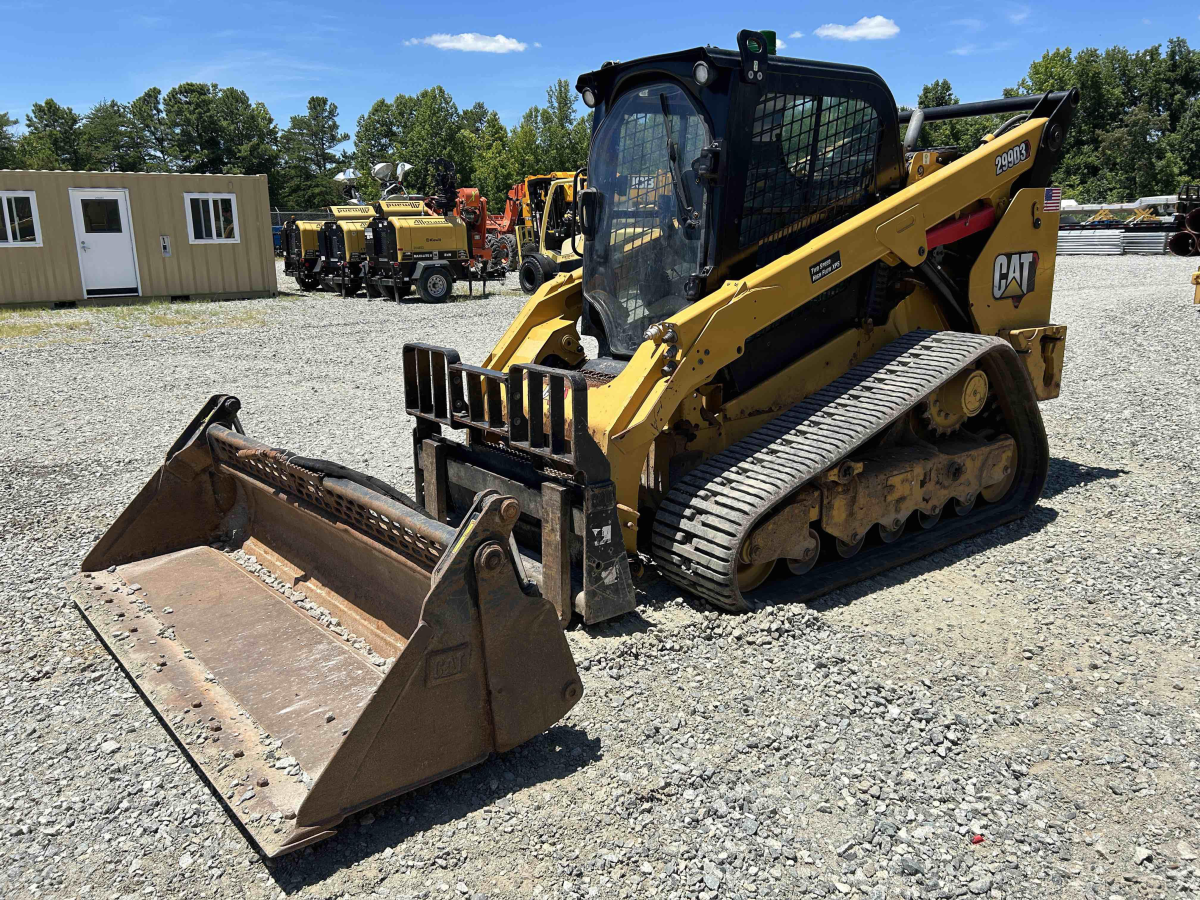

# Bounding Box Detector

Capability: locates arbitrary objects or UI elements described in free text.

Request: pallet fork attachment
[73,395,581,856]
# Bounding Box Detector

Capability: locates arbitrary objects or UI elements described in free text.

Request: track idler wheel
[835,534,865,558]
[917,505,943,529]
[785,529,821,575]
[736,559,774,592]
[922,367,989,436]
[878,516,907,543]
[981,442,1017,503]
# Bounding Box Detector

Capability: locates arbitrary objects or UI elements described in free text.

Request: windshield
[584,82,710,356]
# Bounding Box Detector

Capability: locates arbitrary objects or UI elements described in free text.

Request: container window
[185,193,240,243]
[0,191,42,247]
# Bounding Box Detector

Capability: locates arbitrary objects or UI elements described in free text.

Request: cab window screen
[739,92,880,260]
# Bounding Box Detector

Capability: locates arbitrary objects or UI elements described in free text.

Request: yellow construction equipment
[282,206,375,294]
[361,159,480,302]
[77,29,1080,857]
[515,171,586,293]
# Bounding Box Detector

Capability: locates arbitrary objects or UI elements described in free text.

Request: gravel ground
[1,255,1198,900]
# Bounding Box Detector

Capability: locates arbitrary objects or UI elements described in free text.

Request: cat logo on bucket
[992,251,1038,305]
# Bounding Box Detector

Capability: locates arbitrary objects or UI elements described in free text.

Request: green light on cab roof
[748,30,778,55]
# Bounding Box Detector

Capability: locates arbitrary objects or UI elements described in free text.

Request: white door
[69,189,140,297]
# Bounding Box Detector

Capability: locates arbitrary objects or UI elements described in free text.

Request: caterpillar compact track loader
[74,29,1076,858]
[403,31,1077,624]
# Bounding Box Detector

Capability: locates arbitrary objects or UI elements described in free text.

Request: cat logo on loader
[992,251,1038,304]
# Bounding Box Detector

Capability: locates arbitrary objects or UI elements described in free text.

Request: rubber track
[650,330,1049,611]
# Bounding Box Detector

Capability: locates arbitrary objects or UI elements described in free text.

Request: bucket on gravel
[72,395,581,856]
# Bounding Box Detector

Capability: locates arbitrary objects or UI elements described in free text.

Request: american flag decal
[1043,187,1062,212]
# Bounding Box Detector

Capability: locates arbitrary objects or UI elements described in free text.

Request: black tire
[519,255,546,294]
[486,234,516,274]
[417,267,453,303]
[537,254,559,280]
[500,235,518,272]
[296,271,320,291]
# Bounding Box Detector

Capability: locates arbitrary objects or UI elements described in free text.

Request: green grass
[0,298,274,345]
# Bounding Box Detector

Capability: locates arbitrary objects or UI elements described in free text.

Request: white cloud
[534,41,542,47]
[789,30,804,38]
[776,38,787,50]
[1008,6,1030,24]
[404,33,527,53]
[814,16,899,41]
[951,44,977,56]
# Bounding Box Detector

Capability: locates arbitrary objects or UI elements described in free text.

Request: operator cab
[575,31,904,358]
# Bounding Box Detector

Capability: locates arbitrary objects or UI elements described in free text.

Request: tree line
[1,37,1197,207]
[0,79,591,212]
[914,37,1200,201]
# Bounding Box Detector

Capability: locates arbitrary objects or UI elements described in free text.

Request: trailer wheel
[519,255,546,294]
[417,268,453,303]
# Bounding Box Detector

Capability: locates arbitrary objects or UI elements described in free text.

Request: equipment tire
[500,235,518,272]
[537,254,559,280]
[417,267,453,303]
[519,255,546,294]
[486,234,517,274]
[296,271,320,291]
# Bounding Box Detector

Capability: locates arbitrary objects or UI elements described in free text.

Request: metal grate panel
[739,92,881,262]
[402,344,600,479]
[209,428,447,568]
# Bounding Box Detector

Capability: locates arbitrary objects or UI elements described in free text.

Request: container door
[69,188,140,297]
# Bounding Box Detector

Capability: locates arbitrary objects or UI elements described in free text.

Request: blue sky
[3,1,1199,138]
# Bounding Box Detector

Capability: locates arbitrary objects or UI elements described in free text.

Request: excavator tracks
[650,330,1049,611]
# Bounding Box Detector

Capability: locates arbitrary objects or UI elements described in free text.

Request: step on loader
[73,397,580,856]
